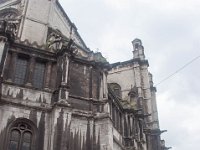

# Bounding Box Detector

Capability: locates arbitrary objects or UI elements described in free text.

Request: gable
[21,0,88,50]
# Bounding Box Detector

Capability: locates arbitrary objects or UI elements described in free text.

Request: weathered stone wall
[69,61,101,99]
[20,0,50,45]
[0,105,50,150]
[108,64,135,100]
[69,61,90,98]
[19,0,87,49]
[92,68,100,99]
[95,117,114,150]
[2,83,52,105]
[0,1,164,149]
[113,140,123,150]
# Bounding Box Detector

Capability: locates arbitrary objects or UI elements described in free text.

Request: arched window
[109,83,122,98]
[6,119,37,150]
[128,85,138,107]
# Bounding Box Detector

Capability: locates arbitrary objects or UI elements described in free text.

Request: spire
[132,38,145,60]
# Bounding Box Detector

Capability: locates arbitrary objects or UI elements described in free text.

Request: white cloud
[102,0,132,10]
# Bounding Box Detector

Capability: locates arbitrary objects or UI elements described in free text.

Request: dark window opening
[114,88,121,98]
[109,83,122,98]
[110,101,123,133]
[135,43,139,49]
[14,57,28,85]
[9,123,33,150]
[9,130,20,150]
[33,62,45,89]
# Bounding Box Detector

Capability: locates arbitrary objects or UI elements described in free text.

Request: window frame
[5,118,37,150]
[9,52,48,90]
[109,83,122,99]
[14,55,29,85]
[32,60,46,89]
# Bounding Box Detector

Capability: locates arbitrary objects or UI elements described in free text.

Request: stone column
[103,71,108,99]
[0,36,9,79]
[61,53,70,85]
[95,116,114,150]
[89,66,93,98]
[0,36,7,66]
[26,56,35,86]
[44,61,52,90]
[149,73,159,129]
[58,53,70,104]
[133,63,143,108]
[3,52,11,80]
[140,65,153,128]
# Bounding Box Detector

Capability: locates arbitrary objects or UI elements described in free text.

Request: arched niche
[109,83,122,98]
[0,8,20,20]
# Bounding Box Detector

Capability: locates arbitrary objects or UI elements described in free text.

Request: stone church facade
[0,0,167,150]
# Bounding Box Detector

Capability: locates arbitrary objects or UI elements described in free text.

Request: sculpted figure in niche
[47,33,63,51]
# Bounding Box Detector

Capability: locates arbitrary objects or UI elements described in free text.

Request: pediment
[0,0,23,20]
[0,8,20,20]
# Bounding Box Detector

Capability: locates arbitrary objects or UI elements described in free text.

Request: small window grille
[9,123,32,150]
[14,58,28,85]
[33,62,45,89]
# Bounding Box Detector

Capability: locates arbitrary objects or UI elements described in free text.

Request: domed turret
[132,38,145,60]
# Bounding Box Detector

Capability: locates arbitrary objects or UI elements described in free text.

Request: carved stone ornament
[46,32,63,51]
[47,28,78,56]
[0,8,21,40]
[0,20,19,40]
[61,39,78,56]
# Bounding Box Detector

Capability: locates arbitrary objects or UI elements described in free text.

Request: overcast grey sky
[59,0,200,149]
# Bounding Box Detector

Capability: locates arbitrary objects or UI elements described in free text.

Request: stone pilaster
[44,61,52,90]
[95,115,113,150]
[0,36,8,77]
[9,51,17,82]
[57,53,70,105]
[26,56,35,86]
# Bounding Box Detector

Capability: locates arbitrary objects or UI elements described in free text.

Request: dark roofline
[110,58,149,68]
[56,0,90,52]
[108,84,124,111]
